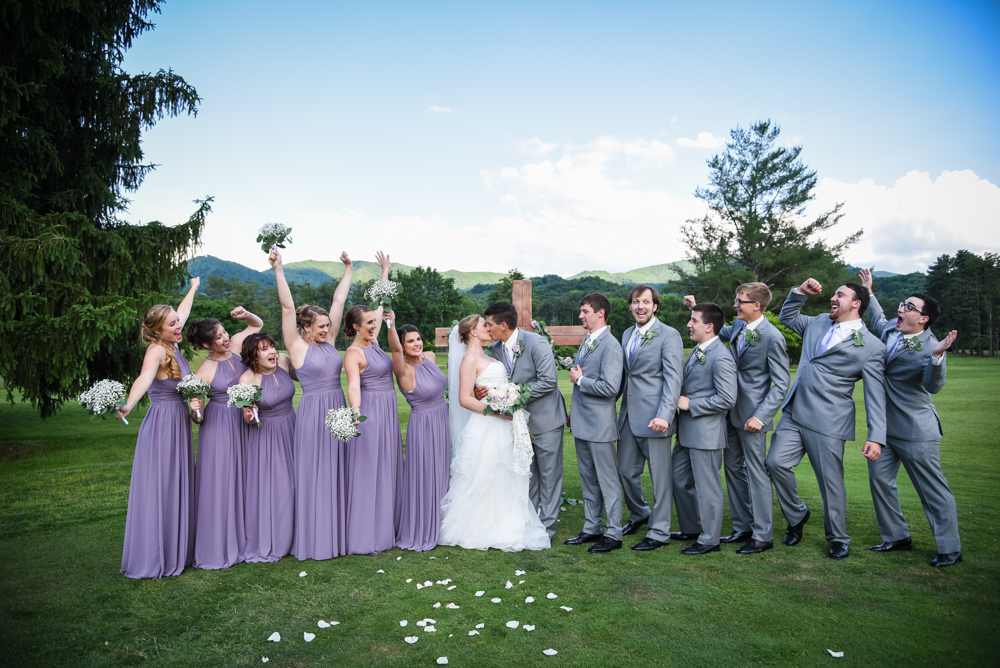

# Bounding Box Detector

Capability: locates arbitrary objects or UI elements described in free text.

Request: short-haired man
[684,283,790,554]
[616,285,685,551]
[859,269,962,567]
[768,279,887,559]
[566,293,625,553]
[478,302,567,541]
[671,303,738,555]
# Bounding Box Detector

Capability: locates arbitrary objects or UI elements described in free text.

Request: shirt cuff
[791,287,804,295]
[932,352,945,365]
[574,374,584,385]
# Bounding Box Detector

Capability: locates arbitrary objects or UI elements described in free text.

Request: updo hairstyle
[458,315,482,344]
[241,332,276,373]
[141,304,182,381]
[296,304,330,334]
[187,318,222,350]
[343,304,373,338]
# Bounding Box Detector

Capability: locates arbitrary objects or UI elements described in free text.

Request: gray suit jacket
[866,295,946,442]
[779,290,888,443]
[718,317,791,432]
[491,329,567,434]
[617,319,684,438]
[676,340,738,450]
[570,328,623,443]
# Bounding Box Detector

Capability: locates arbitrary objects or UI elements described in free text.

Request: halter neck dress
[121,347,195,579]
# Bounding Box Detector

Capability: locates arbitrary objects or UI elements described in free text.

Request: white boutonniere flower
[694,348,707,365]
[639,330,659,346]
[851,330,865,347]
[903,338,924,353]
[582,340,598,354]
[745,329,761,346]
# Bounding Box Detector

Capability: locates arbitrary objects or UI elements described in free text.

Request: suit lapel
[509,332,524,374]
[733,320,747,359]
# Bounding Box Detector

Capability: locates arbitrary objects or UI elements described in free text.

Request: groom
[477,302,567,540]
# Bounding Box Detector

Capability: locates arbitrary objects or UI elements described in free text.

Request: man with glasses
[859,269,962,567]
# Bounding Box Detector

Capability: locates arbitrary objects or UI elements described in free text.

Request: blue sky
[123,0,1000,277]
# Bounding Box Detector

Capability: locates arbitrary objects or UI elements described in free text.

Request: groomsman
[671,303,738,555]
[685,284,790,554]
[859,269,962,567]
[478,302,567,540]
[566,293,625,553]
[616,285,684,551]
[768,279,887,559]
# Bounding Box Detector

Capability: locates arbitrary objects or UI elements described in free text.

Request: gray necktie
[738,329,747,354]
[628,331,640,367]
[816,323,840,356]
[504,344,514,370]
[685,345,700,372]
[887,333,902,359]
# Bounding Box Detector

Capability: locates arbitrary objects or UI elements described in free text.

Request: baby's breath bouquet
[78,379,129,425]
[257,222,292,253]
[365,279,398,311]
[176,374,212,420]
[325,406,368,443]
[227,383,263,427]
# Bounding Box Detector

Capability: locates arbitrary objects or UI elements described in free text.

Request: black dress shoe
[587,536,623,553]
[783,508,811,546]
[736,539,774,554]
[681,542,721,556]
[930,551,963,567]
[564,532,602,545]
[720,530,752,544]
[622,517,649,536]
[631,537,667,551]
[669,531,700,541]
[869,536,913,552]
[828,541,849,559]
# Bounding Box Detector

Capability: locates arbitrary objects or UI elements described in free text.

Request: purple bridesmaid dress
[293,342,348,561]
[396,360,450,551]
[192,354,247,569]
[121,348,195,579]
[243,366,296,563]
[345,342,403,555]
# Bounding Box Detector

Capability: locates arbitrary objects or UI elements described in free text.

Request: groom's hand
[474,386,489,401]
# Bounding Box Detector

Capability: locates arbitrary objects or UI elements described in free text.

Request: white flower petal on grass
[560,606,573,612]
[318,620,331,629]
[406,578,413,583]
[506,621,519,629]
[475,591,485,597]
[828,650,844,658]
[447,585,457,590]
[299,571,307,577]
[446,603,460,609]
[416,621,427,627]
[424,618,437,624]
[329,621,340,626]
[303,632,316,642]
[491,598,502,603]
[475,623,485,629]
[505,581,513,589]
[262,659,269,664]
[404,636,418,644]
[519,580,525,584]
[433,602,441,608]
[400,620,408,627]
[547,593,557,599]
[543,649,558,656]
[430,556,436,559]
[525,597,535,603]
[523,625,535,632]
[468,630,479,636]
[424,581,434,587]
[416,584,424,589]
[449,634,453,637]
[437,658,448,665]
[397,556,402,560]
[376,569,385,574]
[424,625,437,633]
[515,570,526,576]
[267,632,280,642]
[442,579,452,584]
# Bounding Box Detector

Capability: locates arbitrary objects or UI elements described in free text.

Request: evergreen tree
[1,0,206,416]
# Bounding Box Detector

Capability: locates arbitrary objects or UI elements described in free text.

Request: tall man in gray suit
[477,302,567,540]
[616,285,685,551]
[859,269,962,567]
[768,278,887,560]
[671,303,738,555]
[685,284,791,554]
[566,293,625,553]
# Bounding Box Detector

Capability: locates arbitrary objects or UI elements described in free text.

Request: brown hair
[735,282,772,311]
[627,284,660,308]
[692,303,725,335]
[186,318,222,350]
[241,333,276,373]
[343,304,373,338]
[141,304,182,380]
[458,315,482,344]
[296,304,330,333]
[580,293,612,320]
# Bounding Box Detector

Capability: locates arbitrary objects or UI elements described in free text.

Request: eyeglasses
[898,302,925,315]
[734,299,758,306]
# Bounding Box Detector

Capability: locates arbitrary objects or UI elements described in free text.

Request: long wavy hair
[141,305,182,380]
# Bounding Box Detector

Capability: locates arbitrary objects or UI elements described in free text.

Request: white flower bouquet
[227,383,263,427]
[257,222,292,253]
[324,406,368,443]
[176,374,212,420]
[482,382,533,417]
[365,279,398,310]
[78,379,129,425]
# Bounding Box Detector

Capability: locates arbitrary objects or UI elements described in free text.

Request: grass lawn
[1,352,998,666]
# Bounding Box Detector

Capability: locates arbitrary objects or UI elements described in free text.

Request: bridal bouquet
[176,374,212,420]
[227,383,263,427]
[365,278,398,310]
[324,406,368,443]
[78,379,129,425]
[482,382,533,417]
[257,222,292,253]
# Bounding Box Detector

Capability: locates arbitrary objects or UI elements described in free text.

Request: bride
[438,315,550,552]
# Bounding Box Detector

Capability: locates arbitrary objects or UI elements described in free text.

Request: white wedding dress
[438,361,550,552]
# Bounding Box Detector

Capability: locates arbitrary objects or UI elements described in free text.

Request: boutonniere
[511,340,524,358]
[694,348,707,365]
[745,329,761,347]
[851,330,865,347]
[583,339,598,354]
[902,338,924,354]
[639,330,659,346]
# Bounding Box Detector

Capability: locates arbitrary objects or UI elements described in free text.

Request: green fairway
[1,354,998,666]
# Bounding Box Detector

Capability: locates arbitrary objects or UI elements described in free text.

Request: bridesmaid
[116,278,200,579]
[343,252,403,555]
[269,246,353,561]
[238,333,297,563]
[185,306,263,570]
[387,316,450,552]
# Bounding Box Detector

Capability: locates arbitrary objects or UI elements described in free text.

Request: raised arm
[924,329,957,394]
[270,248,305,360]
[779,279,822,336]
[115,345,167,420]
[328,252,354,336]
[370,250,391,337]
[386,311,414,392]
[344,346,364,416]
[176,277,200,330]
[227,306,264,354]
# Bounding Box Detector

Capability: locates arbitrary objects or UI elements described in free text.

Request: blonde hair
[735,282,772,311]
[141,304,182,380]
[296,304,330,334]
[458,315,482,344]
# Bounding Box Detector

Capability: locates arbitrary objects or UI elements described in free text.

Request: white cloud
[676,132,725,149]
[814,169,1000,273]
[516,136,558,157]
[428,106,452,114]
[622,138,675,168]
